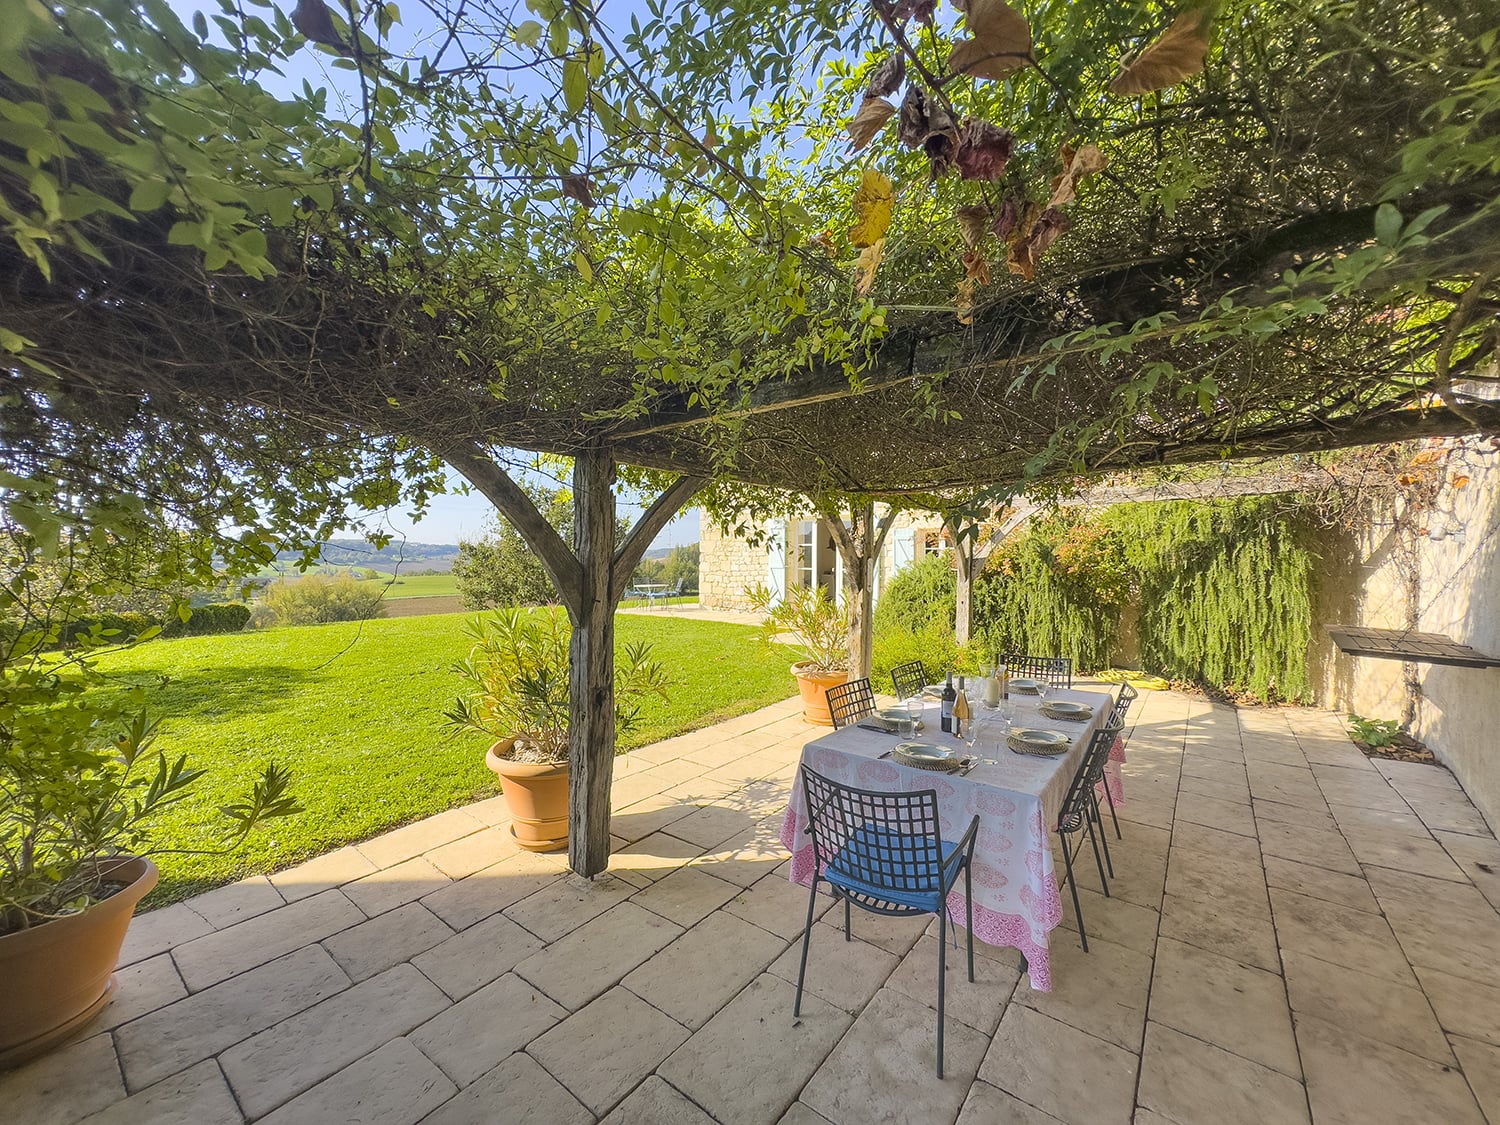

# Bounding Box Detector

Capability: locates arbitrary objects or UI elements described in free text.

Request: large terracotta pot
[792,662,850,726]
[485,739,570,852]
[0,855,158,1070]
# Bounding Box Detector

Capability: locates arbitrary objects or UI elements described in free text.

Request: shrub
[160,602,252,637]
[246,603,280,630]
[261,574,387,625]
[873,553,956,637]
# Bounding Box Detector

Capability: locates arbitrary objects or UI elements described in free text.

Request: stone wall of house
[698,515,772,611]
[698,506,948,611]
[1311,440,1500,832]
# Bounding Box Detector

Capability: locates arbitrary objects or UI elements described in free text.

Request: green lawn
[378,573,459,598]
[92,612,795,904]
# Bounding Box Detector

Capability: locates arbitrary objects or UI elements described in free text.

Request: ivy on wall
[974,497,1326,701]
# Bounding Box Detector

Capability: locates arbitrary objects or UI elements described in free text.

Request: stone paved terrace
[6,686,1500,1125]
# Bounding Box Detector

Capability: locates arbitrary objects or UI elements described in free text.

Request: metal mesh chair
[825,678,876,730]
[998,653,1073,688]
[1057,723,1122,952]
[794,766,979,1077]
[890,659,927,702]
[1092,683,1138,841]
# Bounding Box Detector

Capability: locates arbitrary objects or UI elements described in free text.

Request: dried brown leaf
[855,238,886,297]
[866,53,906,98]
[1109,10,1212,96]
[955,119,1014,180]
[923,98,959,177]
[1007,205,1070,280]
[991,196,1021,242]
[898,84,929,148]
[810,230,837,257]
[881,0,935,24]
[956,0,1032,79]
[1047,142,1108,207]
[848,95,896,151]
[956,204,991,249]
[949,37,1028,81]
[561,173,596,208]
[293,0,349,51]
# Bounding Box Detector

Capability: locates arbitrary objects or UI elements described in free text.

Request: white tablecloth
[779,687,1117,992]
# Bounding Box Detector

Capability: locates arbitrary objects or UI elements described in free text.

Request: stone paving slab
[2,690,1498,1124]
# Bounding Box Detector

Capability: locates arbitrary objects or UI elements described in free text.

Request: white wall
[1318,442,1500,830]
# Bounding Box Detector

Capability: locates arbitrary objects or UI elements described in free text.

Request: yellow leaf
[854,237,885,297]
[848,95,896,151]
[1109,10,1212,96]
[574,249,593,281]
[1451,474,1471,490]
[848,169,894,248]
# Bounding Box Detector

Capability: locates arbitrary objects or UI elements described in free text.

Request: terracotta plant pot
[792,662,850,726]
[485,739,570,852]
[0,855,158,1070]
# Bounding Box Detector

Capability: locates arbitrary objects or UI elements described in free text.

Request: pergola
[4,0,1499,879]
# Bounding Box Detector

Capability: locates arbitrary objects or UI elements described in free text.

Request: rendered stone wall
[1312,440,1500,832]
[698,515,773,610]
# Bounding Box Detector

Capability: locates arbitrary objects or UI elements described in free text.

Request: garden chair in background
[825,678,876,730]
[890,659,927,702]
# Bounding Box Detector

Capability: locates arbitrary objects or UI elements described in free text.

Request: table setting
[779,677,1120,991]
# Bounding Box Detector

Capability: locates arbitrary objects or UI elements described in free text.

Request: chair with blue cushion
[793,766,979,1077]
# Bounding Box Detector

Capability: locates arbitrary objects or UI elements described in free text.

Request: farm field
[93,611,796,904]
[377,572,460,598]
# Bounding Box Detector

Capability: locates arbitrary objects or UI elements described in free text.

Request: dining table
[779,685,1122,992]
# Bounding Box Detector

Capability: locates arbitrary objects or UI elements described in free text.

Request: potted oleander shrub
[445,606,670,852]
[0,638,300,1069]
[746,583,850,725]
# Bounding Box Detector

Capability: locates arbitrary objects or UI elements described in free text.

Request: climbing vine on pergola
[2,0,1497,876]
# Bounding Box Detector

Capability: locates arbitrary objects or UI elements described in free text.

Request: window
[922,530,949,558]
[796,521,816,588]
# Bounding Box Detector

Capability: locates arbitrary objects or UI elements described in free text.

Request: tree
[453,484,631,609]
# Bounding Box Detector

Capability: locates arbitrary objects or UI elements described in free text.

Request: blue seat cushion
[823,823,964,914]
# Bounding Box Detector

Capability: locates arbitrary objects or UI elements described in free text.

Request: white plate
[1042,701,1091,717]
[1007,677,1044,693]
[893,742,955,762]
[877,708,924,730]
[1010,728,1070,749]
[920,683,946,698]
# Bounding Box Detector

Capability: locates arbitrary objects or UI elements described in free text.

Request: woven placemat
[1007,731,1071,756]
[1040,703,1092,722]
[891,746,964,771]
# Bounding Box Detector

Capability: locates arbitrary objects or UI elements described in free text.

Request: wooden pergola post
[822,499,897,684]
[437,438,704,878]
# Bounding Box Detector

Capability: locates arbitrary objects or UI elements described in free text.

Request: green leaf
[129,179,172,212]
[166,220,200,246]
[1374,203,1403,246]
[562,58,587,115]
[514,19,543,47]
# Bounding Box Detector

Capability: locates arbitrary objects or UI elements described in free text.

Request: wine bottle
[954,680,970,737]
[940,673,956,733]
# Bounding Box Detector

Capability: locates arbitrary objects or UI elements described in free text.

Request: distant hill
[272,539,462,575]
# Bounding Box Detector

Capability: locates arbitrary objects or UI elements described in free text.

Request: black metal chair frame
[825,677,877,730]
[793,766,979,1078]
[1057,723,1123,952]
[1092,683,1138,841]
[998,653,1073,688]
[890,659,928,702]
